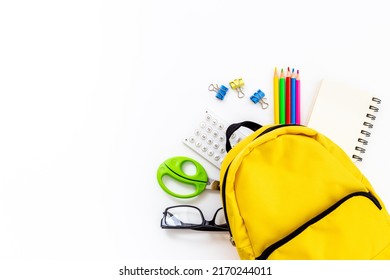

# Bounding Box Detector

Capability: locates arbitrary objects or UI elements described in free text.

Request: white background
[1,0,390,265]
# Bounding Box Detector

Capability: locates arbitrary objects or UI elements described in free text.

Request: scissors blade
[206,179,220,191]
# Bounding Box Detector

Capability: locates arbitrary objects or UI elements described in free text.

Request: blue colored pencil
[291,69,296,124]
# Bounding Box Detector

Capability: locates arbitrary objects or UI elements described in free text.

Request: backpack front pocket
[257,192,390,260]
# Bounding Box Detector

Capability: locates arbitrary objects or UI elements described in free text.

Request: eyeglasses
[160,205,229,231]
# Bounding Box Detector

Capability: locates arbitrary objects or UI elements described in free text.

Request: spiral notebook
[307,79,382,165]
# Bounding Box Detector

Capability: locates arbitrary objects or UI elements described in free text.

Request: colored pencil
[285,67,291,124]
[279,69,286,124]
[296,70,301,124]
[274,67,279,124]
[291,68,296,124]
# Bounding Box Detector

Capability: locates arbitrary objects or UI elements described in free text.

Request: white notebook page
[307,79,381,165]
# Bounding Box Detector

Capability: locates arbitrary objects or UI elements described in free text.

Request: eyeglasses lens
[165,206,203,227]
[214,208,227,226]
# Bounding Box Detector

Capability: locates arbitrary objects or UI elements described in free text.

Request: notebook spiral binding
[352,97,381,162]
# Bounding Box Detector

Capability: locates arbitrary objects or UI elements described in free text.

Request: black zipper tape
[221,164,232,239]
[256,191,382,260]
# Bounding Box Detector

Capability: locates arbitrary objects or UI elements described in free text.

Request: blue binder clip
[208,84,229,100]
[250,89,269,109]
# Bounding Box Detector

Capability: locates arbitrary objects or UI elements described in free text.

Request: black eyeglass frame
[160,205,229,232]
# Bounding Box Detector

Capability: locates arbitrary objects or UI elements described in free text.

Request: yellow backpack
[220,122,390,260]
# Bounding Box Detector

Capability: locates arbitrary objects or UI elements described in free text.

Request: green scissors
[156,156,220,199]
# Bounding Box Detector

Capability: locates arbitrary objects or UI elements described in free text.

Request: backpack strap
[226,121,262,152]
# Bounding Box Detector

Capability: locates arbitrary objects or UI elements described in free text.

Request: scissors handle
[156,157,208,199]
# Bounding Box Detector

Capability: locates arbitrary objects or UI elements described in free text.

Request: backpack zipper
[221,164,234,245]
[221,124,298,246]
[256,191,382,260]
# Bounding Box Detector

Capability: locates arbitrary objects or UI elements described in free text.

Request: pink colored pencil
[296,70,301,124]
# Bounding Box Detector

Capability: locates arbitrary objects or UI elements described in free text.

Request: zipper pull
[230,236,236,247]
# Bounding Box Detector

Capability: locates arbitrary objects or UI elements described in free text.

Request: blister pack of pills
[183,110,245,169]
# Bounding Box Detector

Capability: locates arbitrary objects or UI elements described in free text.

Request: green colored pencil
[279,69,286,124]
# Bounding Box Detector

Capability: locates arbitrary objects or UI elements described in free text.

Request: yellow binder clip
[229,78,245,98]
